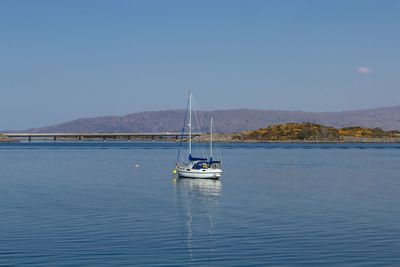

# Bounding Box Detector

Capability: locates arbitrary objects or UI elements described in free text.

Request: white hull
[177,168,222,179]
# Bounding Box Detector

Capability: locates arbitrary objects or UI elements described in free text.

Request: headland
[196,123,400,143]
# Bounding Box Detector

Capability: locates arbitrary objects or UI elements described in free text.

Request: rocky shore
[194,123,400,143]
[0,134,17,142]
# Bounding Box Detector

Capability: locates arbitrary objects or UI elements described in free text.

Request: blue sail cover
[189,154,207,161]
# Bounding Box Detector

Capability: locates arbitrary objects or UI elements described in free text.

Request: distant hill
[26,106,400,133]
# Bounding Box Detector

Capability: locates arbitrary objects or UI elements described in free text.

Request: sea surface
[0,142,399,266]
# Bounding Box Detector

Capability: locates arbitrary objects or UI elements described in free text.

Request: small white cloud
[356,66,372,75]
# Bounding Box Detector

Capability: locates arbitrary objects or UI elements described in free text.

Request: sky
[0,0,399,129]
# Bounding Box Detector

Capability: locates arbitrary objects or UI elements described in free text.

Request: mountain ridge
[25,106,400,133]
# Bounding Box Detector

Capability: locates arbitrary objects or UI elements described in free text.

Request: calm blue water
[1,142,400,266]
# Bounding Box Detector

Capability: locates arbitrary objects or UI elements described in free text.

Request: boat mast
[210,116,213,159]
[189,92,192,156]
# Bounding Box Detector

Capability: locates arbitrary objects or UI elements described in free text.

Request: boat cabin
[190,159,221,170]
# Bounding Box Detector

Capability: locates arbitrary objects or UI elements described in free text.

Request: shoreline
[2,139,400,144]
[0,137,18,143]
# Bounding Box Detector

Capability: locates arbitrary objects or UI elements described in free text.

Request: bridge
[6,132,203,142]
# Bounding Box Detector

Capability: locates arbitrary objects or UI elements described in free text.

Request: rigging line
[190,97,201,155]
[189,91,192,156]
[195,99,217,160]
[197,99,211,152]
[209,115,222,162]
[193,96,218,160]
[176,93,190,164]
[192,98,209,158]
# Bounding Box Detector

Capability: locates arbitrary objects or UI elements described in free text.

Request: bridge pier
[28,136,31,142]
[54,136,56,141]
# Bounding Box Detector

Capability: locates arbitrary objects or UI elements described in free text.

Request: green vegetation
[234,123,400,142]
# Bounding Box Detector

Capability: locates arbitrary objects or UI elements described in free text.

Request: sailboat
[175,93,222,179]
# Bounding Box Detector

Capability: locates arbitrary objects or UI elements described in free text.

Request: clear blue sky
[0,0,399,129]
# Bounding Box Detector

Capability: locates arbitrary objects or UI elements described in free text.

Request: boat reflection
[174,178,222,262]
[175,178,222,198]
